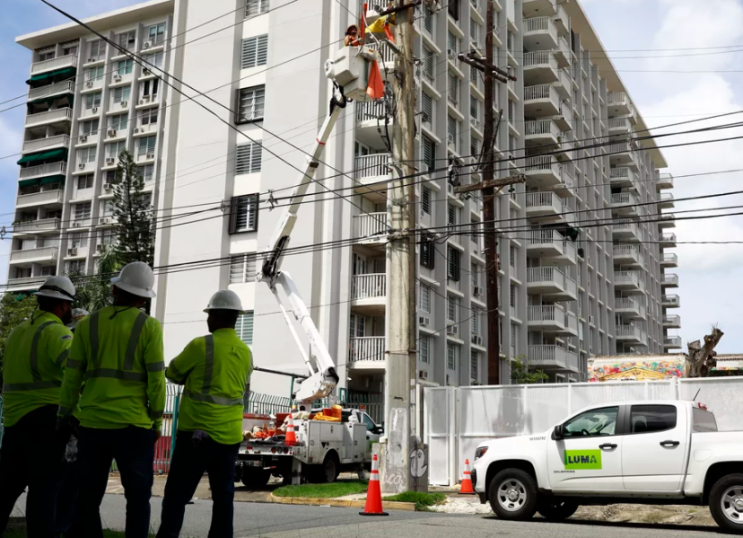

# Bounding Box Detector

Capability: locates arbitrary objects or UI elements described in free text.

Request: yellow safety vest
[166,328,252,445]
[59,305,166,430]
[2,311,72,427]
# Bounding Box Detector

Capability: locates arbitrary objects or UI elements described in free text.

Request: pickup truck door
[547,405,625,493]
[622,403,688,493]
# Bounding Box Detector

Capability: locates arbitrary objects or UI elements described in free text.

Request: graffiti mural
[589,358,687,382]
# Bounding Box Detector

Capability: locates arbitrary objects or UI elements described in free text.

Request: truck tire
[241,467,271,489]
[488,468,538,521]
[537,499,579,521]
[709,473,743,533]
[320,453,339,483]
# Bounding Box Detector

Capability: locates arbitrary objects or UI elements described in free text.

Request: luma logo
[564,450,602,470]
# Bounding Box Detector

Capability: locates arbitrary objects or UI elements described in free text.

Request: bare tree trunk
[687,327,724,378]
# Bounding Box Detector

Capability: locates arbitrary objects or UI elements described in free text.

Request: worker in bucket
[59,262,165,538]
[0,276,76,538]
[53,308,88,538]
[156,289,253,538]
[344,24,360,46]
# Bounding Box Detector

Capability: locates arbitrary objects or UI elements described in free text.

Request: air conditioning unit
[473,119,482,129]
[99,217,112,225]
[419,370,428,380]
[421,111,430,124]
[473,285,483,297]
[447,133,456,146]
[113,73,122,81]
[143,68,151,75]
[103,183,113,192]
[87,58,96,63]
[108,130,117,138]
[472,335,484,346]
[146,153,154,159]
[92,107,99,113]
[133,128,140,134]
[589,315,595,325]
[120,101,128,108]
[67,248,78,256]
[96,244,106,253]
[78,163,86,170]
[72,222,81,228]
[447,324,459,336]
[85,81,94,88]
[105,157,115,165]
[142,95,151,103]
[79,135,88,143]
[143,41,152,49]
[419,316,430,327]
[447,48,456,59]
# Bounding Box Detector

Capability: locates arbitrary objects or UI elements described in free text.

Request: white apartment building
[7,0,680,400]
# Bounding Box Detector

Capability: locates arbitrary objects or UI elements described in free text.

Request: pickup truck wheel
[321,454,339,483]
[488,469,538,521]
[537,499,579,521]
[710,473,743,533]
[241,467,271,488]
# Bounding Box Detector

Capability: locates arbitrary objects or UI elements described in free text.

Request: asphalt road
[12,493,724,538]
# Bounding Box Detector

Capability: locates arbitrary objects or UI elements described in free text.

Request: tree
[0,293,37,391]
[69,245,121,313]
[687,327,724,378]
[510,355,549,384]
[112,150,155,267]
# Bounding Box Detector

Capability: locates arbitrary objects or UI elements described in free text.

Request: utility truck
[472,401,743,533]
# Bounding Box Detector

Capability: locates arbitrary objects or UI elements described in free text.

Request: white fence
[423,377,743,486]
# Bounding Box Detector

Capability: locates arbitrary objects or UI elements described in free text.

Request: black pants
[0,405,66,538]
[156,432,239,538]
[67,426,155,538]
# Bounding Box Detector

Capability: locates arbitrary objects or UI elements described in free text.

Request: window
[89,40,103,59]
[423,48,434,81]
[693,408,718,433]
[62,44,78,56]
[471,309,480,335]
[105,170,117,183]
[421,92,433,126]
[423,5,434,34]
[143,52,164,69]
[80,119,99,136]
[630,405,677,435]
[139,109,158,126]
[101,200,115,217]
[420,336,430,364]
[563,406,619,438]
[448,73,459,104]
[229,195,259,233]
[230,254,258,284]
[510,283,517,308]
[138,136,156,156]
[37,48,55,62]
[105,141,126,159]
[421,187,431,215]
[447,204,459,227]
[470,95,479,122]
[74,202,92,221]
[85,92,102,110]
[419,285,431,313]
[447,246,461,281]
[235,143,263,174]
[447,296,458,323]
[422,135,436,173]
[147,23,167,45]
[447,343,457,370]
[140,79,160,99]
[447,115,458,148]
[510,245,516,268]
[137,165,154,183]
[510,323,517,357]
[77,174,94,190]
[236,85,265,123]
[68,233,88,249]
[77,147,96,164]
[448,31,458,54]
[100,230,117,245]
[115,59,133,75]
[241,35,269,69]
[471,263,480,293]
[349,314,366,337]
[420,239,435,269]
[113,86,131,104]
[116,31,136,51]
[236,312,254,345]
[470,18,480,47]
[86,66,104,81]
[245,0,270,18]
[66,260,85,274]
[109,114,128,131]
[470,351,479,380]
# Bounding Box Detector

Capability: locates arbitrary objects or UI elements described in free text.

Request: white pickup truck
[472,401,743,533]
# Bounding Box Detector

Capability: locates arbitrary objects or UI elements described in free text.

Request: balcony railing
[526,191,561,213]
[352,274,387,301]
[608,117,632,132]
[524,17,558,40]
[661,234,677,245]
[661,273,679,286]
[607,92,629,107]
[19,162,67,180]
[662,253,678,265]
[353,213,387,239]
[353,154,390,180]
[612,221,639,236]
[524,51,558,70]
[664,315,681,326]
[524,84,559,105]
[616,324,645,342]
[16,189,63,207]
[28,80,75,101]
[14,217,61,234]
[7,276,44,287]
[611,192,638,207]
[525,119,560,138]
[615,297,645,316]
[30,55,78,75]
[22,135,70,154]
[527,267,577,296]
[615,271,642,287]
[527,345,579,371]
[349,336,385,363]
[525,155,561,175]
[664,336,682,348]
[25,108,73,127]
[611,166,636,183]
[609,141,633,155]
[10,247,59,263]
[613,244,639,260]
[662,294,680,307]
[356,100,386,122]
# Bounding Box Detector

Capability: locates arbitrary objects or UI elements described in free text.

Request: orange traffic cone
[284,415,297,446]
[459,459,475,495]
[359,454,389,516]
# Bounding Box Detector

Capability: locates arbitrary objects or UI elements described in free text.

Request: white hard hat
[34,275,76,302]
[67,308,89,330]
[110,261,156,298]
[204,290,245,313]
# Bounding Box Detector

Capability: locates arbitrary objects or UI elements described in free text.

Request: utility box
[324,46,375,101]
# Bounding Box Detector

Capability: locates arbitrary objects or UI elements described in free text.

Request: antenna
[693,388,701,402]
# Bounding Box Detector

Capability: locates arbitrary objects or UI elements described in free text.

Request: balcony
[356,101,391,149]
[353,153,391,196]
[527,267,578,301]
[528,305,579,336]
[661,253,678,268]
[612,244,641,266]
[658,213,676,229]
[351,274,387,314]
[614,297,646,320]
[661,273,679,288]
[525,119,561,148]
[25,107,73,128]
[16,189,64,209]
[14,217,61,235]
[553,4,570,36]
[608,117,632,136]
[614,271,645,294]
[611,192,639,216]
[657,172,674,190]
[30,55,77,75]
[28,80,74,102]
[523,17,558,51]
[554,36,571,68]
[526,230,577,265]
[348,336,386,367]
[524,84,560,116]
[353,213,387,244]
[523,51,559,85]
[527,345,579,372]
[612,221,641,242]
[608,142,637,169]
[22,134,71,154]
[19,162,67,181]
[525,191,574,224]
[616,324,647,346]
[663,315,681,329]
[664,336,682,349]
[6,276,44,290]
[660,233,677,248]
[607,92,631,115]
[524,155,562,188]
[552,102,573,132]
[662,294,681,308]
[658,192,675,209]
[9,247,59,265]
[610,167,636,188]
[523,0,557,17]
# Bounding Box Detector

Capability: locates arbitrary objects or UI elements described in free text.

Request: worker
[0,276,76,538]
[156,290,253,538]
[344,24,360,46]
[59,262,165,538]
[54,308,88,538]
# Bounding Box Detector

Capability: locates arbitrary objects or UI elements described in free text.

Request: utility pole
[458,1,518,385]
[382,0,418,494]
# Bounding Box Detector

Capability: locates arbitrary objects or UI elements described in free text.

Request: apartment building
[6,0,680,399]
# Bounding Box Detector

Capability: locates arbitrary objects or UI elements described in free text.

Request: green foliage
[112,150,155,267]
[69,245,121,313]
[383,491,446,510]
[0,294,38,389]
[510,355,549,384]
[272,480,368,498]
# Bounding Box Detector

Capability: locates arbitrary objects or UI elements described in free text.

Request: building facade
[6,0,680,397]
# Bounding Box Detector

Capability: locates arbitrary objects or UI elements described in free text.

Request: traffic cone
[359,454,388,516]
[284,415,297,446]
[459,459,475,495]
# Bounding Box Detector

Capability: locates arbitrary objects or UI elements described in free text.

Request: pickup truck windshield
[563,406,619,437]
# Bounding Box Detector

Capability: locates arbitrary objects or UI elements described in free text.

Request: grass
[383,491,447,511]
[272,480,369,499]
[5,518,156,538]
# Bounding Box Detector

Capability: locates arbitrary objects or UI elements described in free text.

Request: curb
[268,493,416,512]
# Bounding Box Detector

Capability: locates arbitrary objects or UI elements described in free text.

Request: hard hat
[203,290,245,313]
[67,308,89,330]
[34,275,76,302]
[110,261,156,298]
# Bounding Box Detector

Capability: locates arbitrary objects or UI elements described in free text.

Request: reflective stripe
[84,368,147,382]
[59,406,73,417]
[30,321,55,381]
[146,361,165,372]
[66,358,84,370]
[124,312,149,370]
[56,349,69,366]
[90,311,101,369]
[149,409,164,419]
[183,388,242,407]
[2,380,62,392]
[202,335,214,394]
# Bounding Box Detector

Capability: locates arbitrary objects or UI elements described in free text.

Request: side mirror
[553,424,564,441]
[373,425,384,435]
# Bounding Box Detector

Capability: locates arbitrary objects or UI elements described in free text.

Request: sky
[1,0,742,353]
